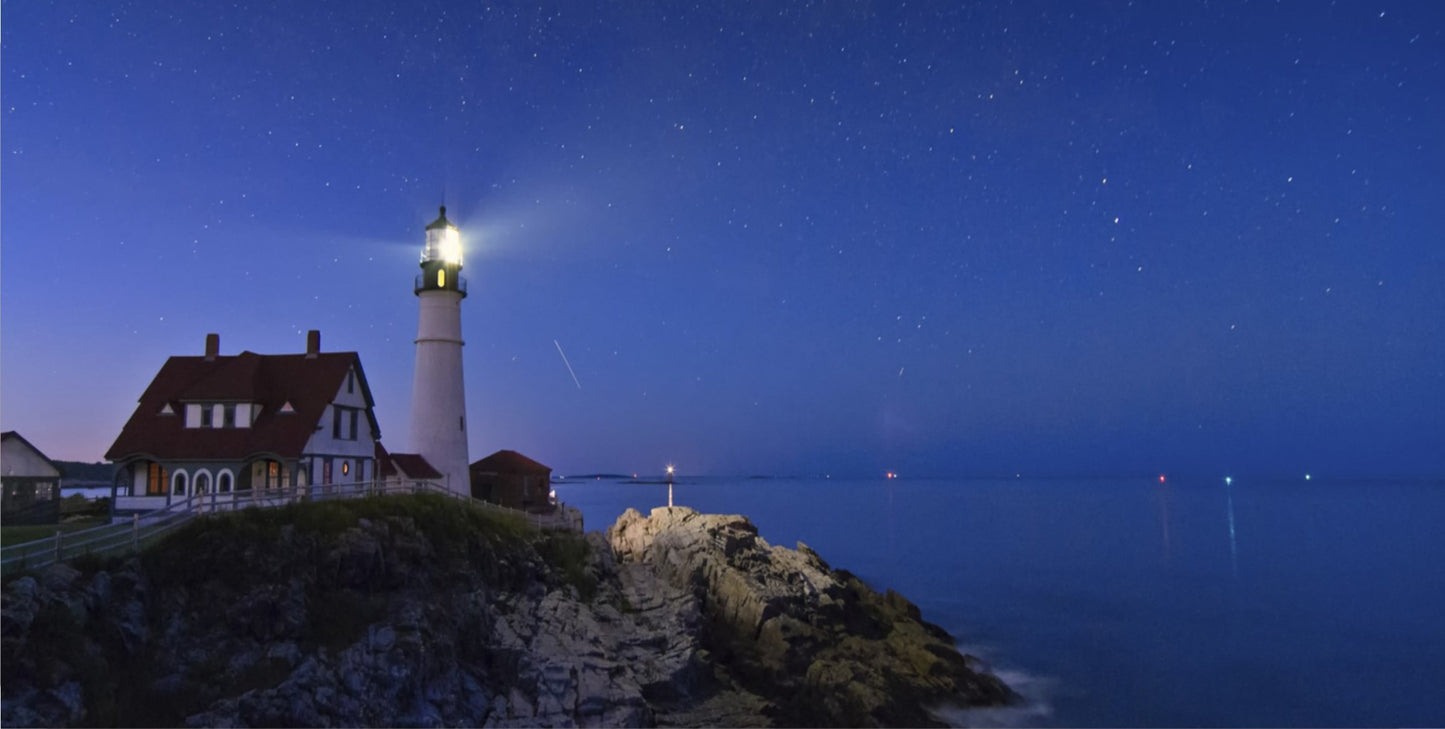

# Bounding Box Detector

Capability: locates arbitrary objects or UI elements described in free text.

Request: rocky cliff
[1,495,1011,727]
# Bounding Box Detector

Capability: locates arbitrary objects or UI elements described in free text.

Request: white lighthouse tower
[408,206,471,495]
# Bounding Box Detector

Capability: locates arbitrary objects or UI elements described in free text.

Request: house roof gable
[1,431,63,477]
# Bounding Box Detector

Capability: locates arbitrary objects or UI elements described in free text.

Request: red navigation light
[1158,474,1167,483]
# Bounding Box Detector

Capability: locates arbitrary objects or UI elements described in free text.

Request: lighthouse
[408,206,471,494]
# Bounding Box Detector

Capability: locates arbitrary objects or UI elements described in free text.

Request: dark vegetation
[54,462,115,483]
[2,494,594,727]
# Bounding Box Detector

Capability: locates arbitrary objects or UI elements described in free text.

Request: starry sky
[3,1,1442,478]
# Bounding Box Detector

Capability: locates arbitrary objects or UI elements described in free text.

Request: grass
[1,518,109,547]
[535,529,598,601]
[138,493,535,594]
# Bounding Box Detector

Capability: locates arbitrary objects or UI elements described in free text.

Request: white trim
[171,468,190,496]
[194,468,214,495]
[216,468,235,493]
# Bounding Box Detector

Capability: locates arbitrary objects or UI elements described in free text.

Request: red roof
[470,449,551,474]
[388,453,442,479]
[105,350,377,462]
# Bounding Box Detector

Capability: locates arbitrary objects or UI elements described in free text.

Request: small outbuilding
[470,450,553,511]
[1,431,63,525]
[375,441,442,488]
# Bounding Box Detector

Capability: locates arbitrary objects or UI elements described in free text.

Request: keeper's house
[105,331,382,517]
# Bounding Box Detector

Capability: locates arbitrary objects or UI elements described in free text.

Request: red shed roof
[105,350,377,462]
[470,449,551,474]
[388,453,442,479]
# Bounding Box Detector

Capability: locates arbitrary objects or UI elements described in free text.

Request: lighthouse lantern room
[408,206,471,495]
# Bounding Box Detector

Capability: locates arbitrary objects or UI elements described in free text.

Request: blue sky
[3,1,1442,477]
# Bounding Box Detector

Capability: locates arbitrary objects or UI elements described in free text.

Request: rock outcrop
[1,495,1011,727]
[610,507,1013,726]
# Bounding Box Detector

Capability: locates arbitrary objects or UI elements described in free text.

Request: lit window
[147,463,168,496]
[341,461,350,476]
[437,269,446,288]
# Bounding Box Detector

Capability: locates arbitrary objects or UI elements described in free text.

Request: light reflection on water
[556,476,1445,727]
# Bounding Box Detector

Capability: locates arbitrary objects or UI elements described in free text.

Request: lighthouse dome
[425,205,455,231]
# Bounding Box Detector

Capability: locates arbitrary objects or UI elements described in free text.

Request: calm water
[554,476,1445,727]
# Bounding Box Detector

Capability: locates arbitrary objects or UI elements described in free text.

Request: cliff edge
[1,495,1011,727]
[609,506,1013,726]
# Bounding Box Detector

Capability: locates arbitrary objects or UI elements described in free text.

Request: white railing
[1,478,579,575]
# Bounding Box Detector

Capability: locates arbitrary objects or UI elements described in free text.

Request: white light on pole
[666,464,675,508]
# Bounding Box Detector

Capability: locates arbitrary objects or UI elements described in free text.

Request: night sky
[3,1,1442,478]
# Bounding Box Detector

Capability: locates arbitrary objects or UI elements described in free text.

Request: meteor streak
[554,339,582,390]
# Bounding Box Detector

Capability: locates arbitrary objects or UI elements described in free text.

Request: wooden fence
[0,478,580,576]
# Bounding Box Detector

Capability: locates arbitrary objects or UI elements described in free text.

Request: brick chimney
[306,329,321,358]
[205,333,219,361]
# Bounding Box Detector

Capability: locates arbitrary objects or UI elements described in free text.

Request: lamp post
[666,464,675,508]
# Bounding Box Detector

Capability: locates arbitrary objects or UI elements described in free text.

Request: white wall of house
[1,437,61,478]
[301,365,378,483]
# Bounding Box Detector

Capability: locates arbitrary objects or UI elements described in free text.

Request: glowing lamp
[440,228,463,265]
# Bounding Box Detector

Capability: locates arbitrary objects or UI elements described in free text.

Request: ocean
[553,476,1445,727]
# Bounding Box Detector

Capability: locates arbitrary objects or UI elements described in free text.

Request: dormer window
[347,370,355,394]
[182,402,252,428]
